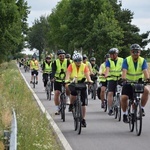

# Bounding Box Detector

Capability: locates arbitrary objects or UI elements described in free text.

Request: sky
[26,0,150,50]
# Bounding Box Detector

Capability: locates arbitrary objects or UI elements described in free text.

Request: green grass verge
[0,61,61,150]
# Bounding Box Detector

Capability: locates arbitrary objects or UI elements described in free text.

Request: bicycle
[46,73,52,101]
[90,76,98,100]
[58,71,66,122]
[126,80,150,136]
[107,75,122,121]
[69,82,89,135]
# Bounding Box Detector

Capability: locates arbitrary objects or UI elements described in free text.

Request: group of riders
[19,43,150,128]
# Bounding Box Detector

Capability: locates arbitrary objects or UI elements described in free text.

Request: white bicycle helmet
[72,53,83,62]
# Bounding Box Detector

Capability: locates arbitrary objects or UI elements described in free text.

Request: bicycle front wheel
[77,101,82,135]
[116,94,121,121]
[128,102,134,132]
[135,102,142,136]
[33,76,36,88]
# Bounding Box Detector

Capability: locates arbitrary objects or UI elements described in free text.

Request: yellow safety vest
[55,59,68,81]
[107,57,123,81]
[30,60,39,70]
[44,62,52,73]
[126,56,144,81]
[70,62,86,81]
[99,62,106,82]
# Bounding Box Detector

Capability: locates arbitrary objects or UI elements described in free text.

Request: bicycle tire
[33,76,36,88]
[72,102,78,131]
[104,99,107,112]
[117,94,121,121]
[128,101,134,132]
[77,100,82,135]
[60,94,66,122]
[135,102,142,136]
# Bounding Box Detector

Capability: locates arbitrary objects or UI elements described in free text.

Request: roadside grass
[0,61,61,150]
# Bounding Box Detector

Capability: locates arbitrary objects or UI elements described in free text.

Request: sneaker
[123,114,128,123]
[141,108,145,117]
[108,109,113,116]
[68,104,73,112]
[66,97,70,105]
[36,81,38,84]
[30,81,32,84]
[51,91,54,95]
[82,119,87,127]
[55,111,60,115]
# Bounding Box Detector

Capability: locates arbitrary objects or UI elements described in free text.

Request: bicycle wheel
[77,100,82,135]
[47,82,51,101]
[93,83,97,100]
[116,94,121,121]
[33,76,36,88]
[72,102,78,131]
[104,99,107,112]
[60,95,66,122]
[135,102,142,136]
[128,102,134,132]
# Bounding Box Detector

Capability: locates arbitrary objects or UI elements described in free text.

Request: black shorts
[122,84,133,99]
[54,81,62,91]
[31,70,38,76]
[107,80,117,93]
[99,81,107,87]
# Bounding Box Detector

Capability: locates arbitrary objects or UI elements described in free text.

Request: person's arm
[84,66,92,82]
[142,60,149,79]
[51,61,56,79]
[121,59,128,79]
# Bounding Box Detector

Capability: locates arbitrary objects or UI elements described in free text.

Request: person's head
[104,54,110,61]
[83,54,87,63]
[57,49,66,61]
[108,48,119,60]
[32,56,36,60]
[72,53,83,67]
[130,44,141,61]
[65,54,71,60]
[46,55,51,62]
[90,57,96,64]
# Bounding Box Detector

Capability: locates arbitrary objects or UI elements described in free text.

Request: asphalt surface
[20,66,150,150]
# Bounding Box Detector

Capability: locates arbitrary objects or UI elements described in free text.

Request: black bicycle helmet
[130,44,141,51]
[104,54,110,59]
[57,49,66,55]
[108,48,119,54]
[72,53,83,62]
[66,54,71,58]
[90,57,96,61]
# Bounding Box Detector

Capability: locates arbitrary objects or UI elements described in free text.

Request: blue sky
[26,0,150,49]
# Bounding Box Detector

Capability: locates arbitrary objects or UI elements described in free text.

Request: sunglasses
[132,50,140,54]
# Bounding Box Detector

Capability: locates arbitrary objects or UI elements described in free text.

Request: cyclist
[98,54,109,108]
[30,56,39,84]
[42,55,53,93]
[121,44,150,123]
[83,54,93,75]
[51,49,70,115]
[65,53,93,127]
[105,48,123,115]
[66,53,73,63]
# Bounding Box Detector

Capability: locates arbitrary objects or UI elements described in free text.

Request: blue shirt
[122,58,147,71]
[106,59,118,67]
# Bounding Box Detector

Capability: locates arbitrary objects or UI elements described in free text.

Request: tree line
[0,0,150,64]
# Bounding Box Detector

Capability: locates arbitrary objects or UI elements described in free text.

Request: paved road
[20,67,150,150]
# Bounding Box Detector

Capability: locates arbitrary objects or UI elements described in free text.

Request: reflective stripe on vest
[107,57,123,81]
[55,59,67,81]
[126,56,144,81]
[70,62,86,81]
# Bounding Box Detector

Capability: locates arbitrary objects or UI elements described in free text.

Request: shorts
[68,83,87,106]
[122,84,133,99]
[99,81,107,87]
[31,70,38,76]
[107,80,117,93]
[54,81,62,91]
